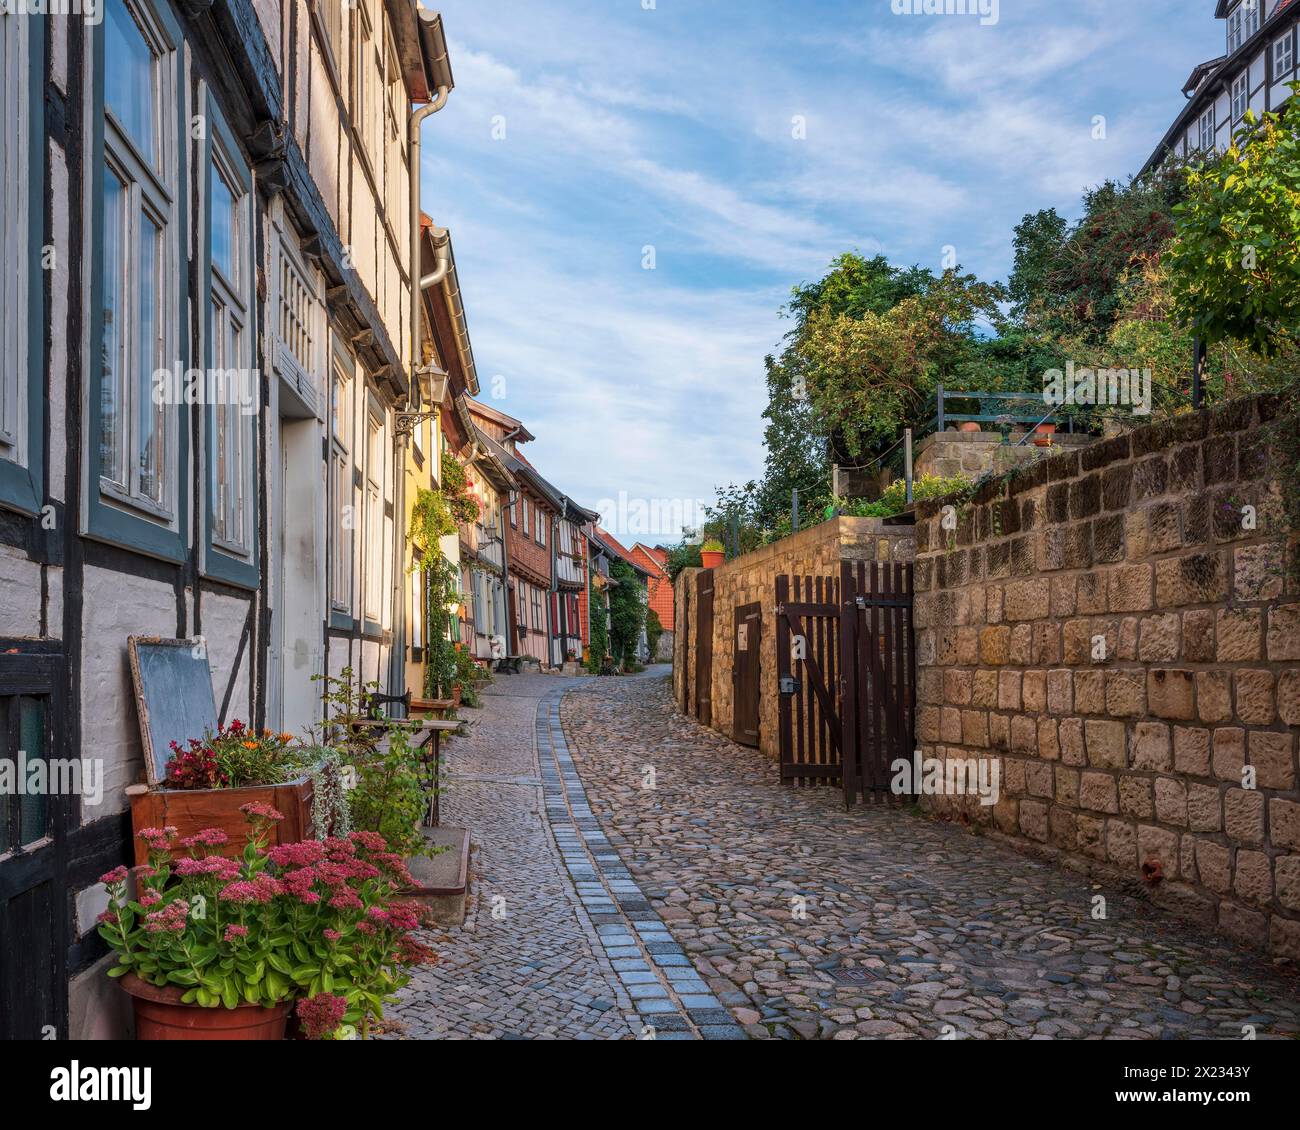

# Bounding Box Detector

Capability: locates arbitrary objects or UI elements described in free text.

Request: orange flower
[242,741,258,750]
[278,732,295,744]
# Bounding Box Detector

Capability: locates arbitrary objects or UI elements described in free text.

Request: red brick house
[630,543,675,660]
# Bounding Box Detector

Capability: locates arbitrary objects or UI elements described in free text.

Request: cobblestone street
[389,675,639,1039]
[563,671,1300,1041]
[390,668,1300,1040]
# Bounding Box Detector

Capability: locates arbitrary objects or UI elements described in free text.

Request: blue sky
[419,0,1225,541]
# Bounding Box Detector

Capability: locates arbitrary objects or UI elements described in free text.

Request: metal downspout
[391,85,450,705]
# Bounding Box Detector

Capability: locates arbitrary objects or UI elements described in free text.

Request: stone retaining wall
[912,396,1300,958]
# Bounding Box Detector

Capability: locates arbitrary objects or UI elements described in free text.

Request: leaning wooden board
[127,636,220,787]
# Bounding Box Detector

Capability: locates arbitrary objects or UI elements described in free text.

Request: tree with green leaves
[1167,99,1300,357]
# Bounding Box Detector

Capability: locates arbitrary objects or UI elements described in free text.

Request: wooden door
[732,602,762,747]
[0,647,69,1038]
[694,571,714,726]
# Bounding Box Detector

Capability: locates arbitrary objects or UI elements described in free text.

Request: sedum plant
[98,807,432,1038]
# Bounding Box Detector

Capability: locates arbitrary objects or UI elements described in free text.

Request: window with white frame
[1198,106,1215,152]
[0,11,29,470]
[1244,0,1260,41]
[100,0,179,519]
[1275,32,1295,77]
[364,405,384,623]
[330,350,354,612]
[1232,71,1250,122]
[1228,5,1244,53]
[209,135,253,558]
[410,559,424,650]
[522,496,530,537]
[537,509,546,546]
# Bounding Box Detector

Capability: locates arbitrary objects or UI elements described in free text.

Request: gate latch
[854,595,867,609]
[779,676,801,695]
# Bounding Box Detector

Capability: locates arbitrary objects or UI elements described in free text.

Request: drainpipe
[390,79,450,705]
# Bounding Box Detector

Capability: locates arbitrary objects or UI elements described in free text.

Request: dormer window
[1227,6,1243,53]
[1245,1,1260,41]
[1228,1,1261,53]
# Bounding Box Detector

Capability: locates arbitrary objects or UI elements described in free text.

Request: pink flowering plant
[99,806,432,1036]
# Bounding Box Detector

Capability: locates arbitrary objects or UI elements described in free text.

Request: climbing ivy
[608,560,647,669]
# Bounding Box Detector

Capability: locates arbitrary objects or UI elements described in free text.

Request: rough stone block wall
[912,396,1300,958]
[914,430,1092,482]
[674,517,915,762]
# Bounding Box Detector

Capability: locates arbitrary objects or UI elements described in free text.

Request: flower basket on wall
[126,778,314,868]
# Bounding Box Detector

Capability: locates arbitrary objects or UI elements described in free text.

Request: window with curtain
[363,407,384,622]
[209,138,253,557]
[100,0,177,520]
[330,353,354,612]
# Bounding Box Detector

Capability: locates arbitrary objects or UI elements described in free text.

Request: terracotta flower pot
[700,550,724,569]
[120,973,290,1040]
[959,421,982,433]
[1033,422,1057,448]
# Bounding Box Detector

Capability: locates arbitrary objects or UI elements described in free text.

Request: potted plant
[1033,421,1057,447]
[699,538,725,569]
[99,808,431,1040]
[128,722,317,866]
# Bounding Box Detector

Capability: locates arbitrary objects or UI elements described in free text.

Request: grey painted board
[128,637,219,786]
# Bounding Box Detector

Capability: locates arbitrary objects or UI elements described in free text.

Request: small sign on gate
[737,623,748,650]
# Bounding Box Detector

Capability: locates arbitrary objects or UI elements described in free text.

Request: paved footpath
[562,670,1300,1040]
[389,674,637,1039]
[389,671,740,1039]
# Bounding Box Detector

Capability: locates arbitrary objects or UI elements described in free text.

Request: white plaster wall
[79,566,175,818]
[45,564,63,640]
[252,0,281,69]
[0,545,43,637]
[201,589,253,725]
[310,38,342,236]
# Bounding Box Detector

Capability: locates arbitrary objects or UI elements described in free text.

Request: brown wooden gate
[732,602,762,747]
[694,570,714,726]
[839,561,916,806]
[775,562,915,804]
[775,573,841,784]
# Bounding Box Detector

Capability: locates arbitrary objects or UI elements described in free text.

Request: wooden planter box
[127,778,314,867]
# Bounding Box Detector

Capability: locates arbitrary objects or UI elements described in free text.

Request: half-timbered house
[1144,1,1300,172]
[0,0,455,1038]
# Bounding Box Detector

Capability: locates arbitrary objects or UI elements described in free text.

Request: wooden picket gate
[775,561,915,805]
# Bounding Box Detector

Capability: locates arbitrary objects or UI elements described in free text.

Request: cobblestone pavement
[562,670,1300,1040]
[389,674,641,1039]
